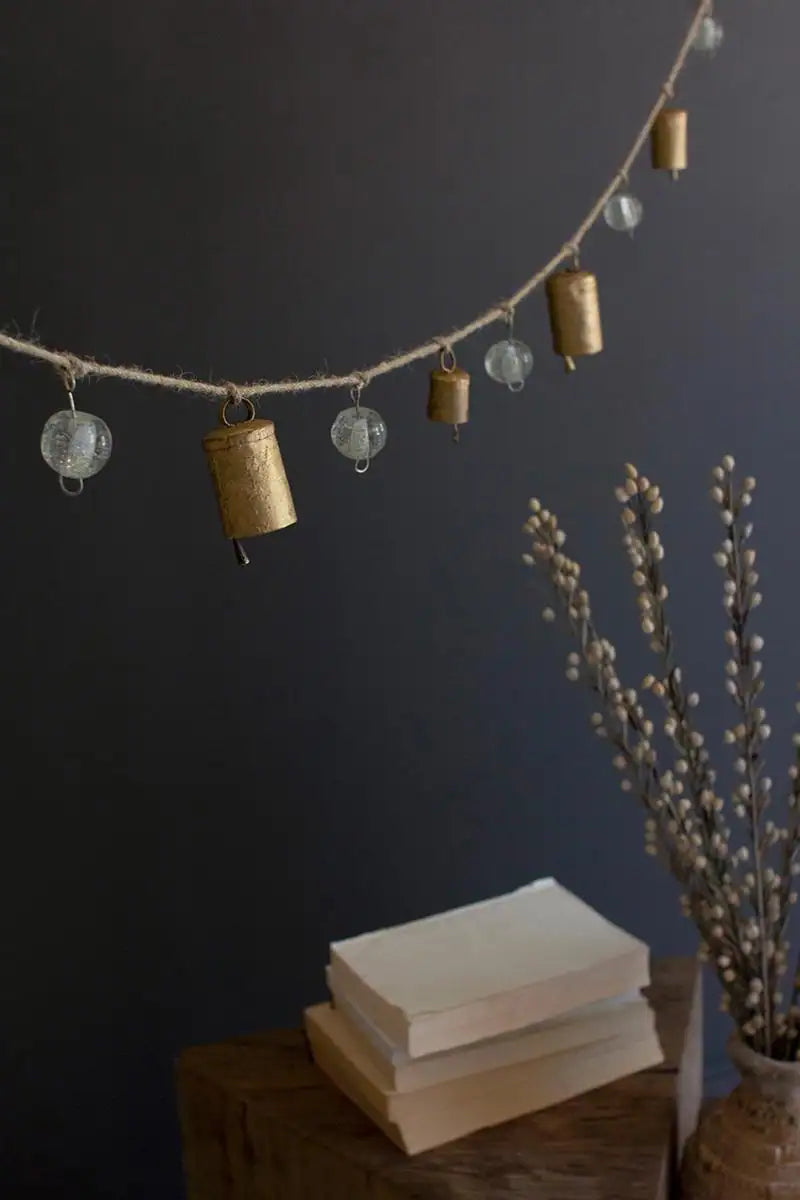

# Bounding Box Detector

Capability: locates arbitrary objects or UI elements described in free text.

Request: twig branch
[523,455,800,1060]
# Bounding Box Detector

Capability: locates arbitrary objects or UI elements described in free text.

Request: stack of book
[305,878,663,1154]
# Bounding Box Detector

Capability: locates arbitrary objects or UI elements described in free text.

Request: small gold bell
[545,269,603,372]
[428,350,470,439]
[651,108,688,180]
[202,394,297,566]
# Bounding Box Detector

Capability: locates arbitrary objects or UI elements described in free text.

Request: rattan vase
[682,1035,800,1199]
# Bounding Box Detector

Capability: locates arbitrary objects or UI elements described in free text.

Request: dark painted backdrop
[3,1,798,1195]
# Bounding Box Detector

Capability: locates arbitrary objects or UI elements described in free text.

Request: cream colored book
[305,1001,664,1155]
[328,878,650,1058]
[325,987,656,1093]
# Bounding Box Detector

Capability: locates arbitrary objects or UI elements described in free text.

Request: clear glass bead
[693,16,723,54]
[484,339,534,390]
[603,192,643,233]
[330,406,387,464]
[41,410,113,479]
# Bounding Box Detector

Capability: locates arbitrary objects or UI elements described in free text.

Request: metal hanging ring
[59,475,84,497]
[354,457,371,475]
[508,379,525,393]
[350,379,365,414]
[440,346,457,373]
[58,359,78,416]
[220,394,256,427]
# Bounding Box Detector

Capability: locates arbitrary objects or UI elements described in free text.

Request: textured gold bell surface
[651,108,688,179]
[203,397,297,554]
[427,366,470,427]
[545,269,603,371]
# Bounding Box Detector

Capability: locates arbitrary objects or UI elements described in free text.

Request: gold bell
[545,268,603,373]
[428,349,470,439]
[651,108,688,180]
[203,393,297,566]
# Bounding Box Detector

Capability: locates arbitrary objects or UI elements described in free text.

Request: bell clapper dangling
[202,386,297,567]
[331,379,387,474]
[651,108,688,181]
[545,256,603,373]
[40,362,113,495]
[428,346,470,442]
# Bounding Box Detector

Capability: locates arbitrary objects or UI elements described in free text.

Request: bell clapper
[232,538,250,567]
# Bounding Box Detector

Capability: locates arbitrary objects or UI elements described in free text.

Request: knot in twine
[58,354,86,395]
[498,300,516,334]
[220,381,256,425]
[224,381,245,406]
[564,242,582,269]
[350,371,369,402]
[436,340,457,372]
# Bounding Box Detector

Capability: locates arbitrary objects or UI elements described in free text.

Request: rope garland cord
[0,0,711,402]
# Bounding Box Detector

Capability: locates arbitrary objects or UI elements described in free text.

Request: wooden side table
[177,957,701,1199]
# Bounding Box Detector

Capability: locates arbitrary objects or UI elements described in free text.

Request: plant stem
[728,494,773,1053]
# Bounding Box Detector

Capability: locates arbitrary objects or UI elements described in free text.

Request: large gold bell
[203,394,297,566]
[545,269,603,372]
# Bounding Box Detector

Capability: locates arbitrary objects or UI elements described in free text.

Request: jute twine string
[0,0,711,403]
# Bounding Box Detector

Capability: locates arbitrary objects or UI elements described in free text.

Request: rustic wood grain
[177,956,701,1200]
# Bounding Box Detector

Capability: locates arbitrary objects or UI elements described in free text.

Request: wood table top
[178,956,702,1200]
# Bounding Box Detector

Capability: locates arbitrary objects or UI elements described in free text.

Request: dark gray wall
[3,1,798,1195]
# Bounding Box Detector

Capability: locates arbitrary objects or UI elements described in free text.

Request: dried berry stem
[523,458,800,1059]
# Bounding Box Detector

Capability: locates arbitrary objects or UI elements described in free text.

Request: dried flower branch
[522,458,800,1060]
[706,460,775,1051]
[615,469,754,1023]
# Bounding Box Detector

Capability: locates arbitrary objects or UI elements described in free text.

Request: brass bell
[545,269,603,372]
[203,394,297,566]
[428,350,470,439]
[651,108,688,180]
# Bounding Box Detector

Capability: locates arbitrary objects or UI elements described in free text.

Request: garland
[5,1,723,558]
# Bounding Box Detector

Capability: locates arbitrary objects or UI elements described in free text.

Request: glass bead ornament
[484,338,534,392]
[603,191,643,234]
[41,408,113,494]
[693,15,723,54]
[331,404,387,473]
